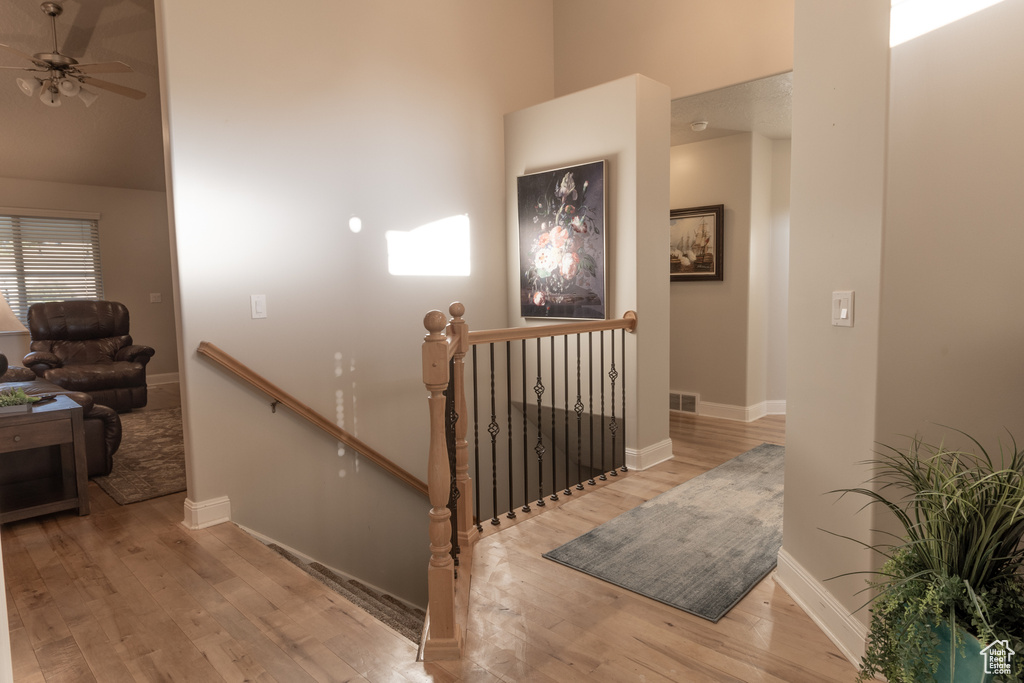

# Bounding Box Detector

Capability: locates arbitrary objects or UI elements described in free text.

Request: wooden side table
[0,394,90,523]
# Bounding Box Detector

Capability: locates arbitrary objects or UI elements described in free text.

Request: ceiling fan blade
[75,61,133,75]
[81,76,146,100]
[0,43,47,68]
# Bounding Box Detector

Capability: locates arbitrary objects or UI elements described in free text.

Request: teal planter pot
[932,623,994,683]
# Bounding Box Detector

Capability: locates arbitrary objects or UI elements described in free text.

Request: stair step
[267,544,424,644]
[328,571,426,637]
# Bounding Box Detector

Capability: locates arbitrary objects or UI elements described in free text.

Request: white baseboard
[149,372,180,385]
[625,438,674,470]
[774,547,867,669]
[182,496,231,530]
[697,400,786,422]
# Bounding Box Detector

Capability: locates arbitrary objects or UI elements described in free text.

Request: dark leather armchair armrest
[86,402,122,463]
[23,350,62,375]
[115,345,156,365]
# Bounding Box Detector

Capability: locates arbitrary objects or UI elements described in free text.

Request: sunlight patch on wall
[386,214,471,276]
[891,0,1007,46]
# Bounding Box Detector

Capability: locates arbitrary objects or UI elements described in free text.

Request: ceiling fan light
[16,77,41,97]
[39,88,61,107]
[58,78,80,97]
[78,87,98,107]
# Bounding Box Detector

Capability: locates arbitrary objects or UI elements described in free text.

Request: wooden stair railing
[420,302,638,661]
[197,341,428,497]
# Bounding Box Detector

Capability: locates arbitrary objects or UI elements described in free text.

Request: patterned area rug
[94,407,186,505]
[543,442,784,622]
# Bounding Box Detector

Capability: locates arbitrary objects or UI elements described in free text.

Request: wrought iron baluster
[549,335,558,502]
[444,358,461,567]
[609,329,618,477]
[534,337,546,507]
[575,334,584,491]
[521,339,531,513]
[473,345,482,531]
[487,344,500,526]
[620,328,628,473]
[506,341,515,519]
[599,331,607,481]
[563,334,572,496]
[588,332,596,486]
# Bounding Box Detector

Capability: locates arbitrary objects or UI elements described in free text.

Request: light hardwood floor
[3,405,859,681]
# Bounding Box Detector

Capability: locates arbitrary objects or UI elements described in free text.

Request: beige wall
[505,75,672,454]
[157,0,554,607]
[747,134,772,407]
[768,140,790,402]
[0,177,178,376]
[553,0,794,99]
[669,135,752,407]
[784,2,1024,652]
[784,0,890,626]
[876,0,1024,449]
[668,134,788,413]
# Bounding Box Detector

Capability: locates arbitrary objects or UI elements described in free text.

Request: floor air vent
[669,391,698,413]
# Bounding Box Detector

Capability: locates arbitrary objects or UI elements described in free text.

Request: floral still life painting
[518,160,606,319]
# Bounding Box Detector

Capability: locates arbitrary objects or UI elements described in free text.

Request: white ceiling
[670,71,792,146]
[0,3,790,195]
[0,0,165,192]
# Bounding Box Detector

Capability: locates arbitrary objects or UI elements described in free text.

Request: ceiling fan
[0,1,145,107]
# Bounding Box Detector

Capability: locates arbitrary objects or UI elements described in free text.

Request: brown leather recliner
[23,300,155,413]
[0,355,121,481]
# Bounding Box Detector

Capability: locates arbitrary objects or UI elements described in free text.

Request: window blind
[0,213,104,325]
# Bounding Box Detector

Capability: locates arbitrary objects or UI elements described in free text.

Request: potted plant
[832,432,1024,682]
[0,387,42,413]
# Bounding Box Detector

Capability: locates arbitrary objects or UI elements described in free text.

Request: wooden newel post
[422,309,462,660]
[447,302,478,549]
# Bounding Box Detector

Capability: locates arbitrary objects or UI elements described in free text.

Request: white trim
[696,400,788,421]
[0,206,102,221]
[698,401,764,422]
[148,372,180,385]
[625,438,674,470]
[182,496,231,530]
[774,547,867,669]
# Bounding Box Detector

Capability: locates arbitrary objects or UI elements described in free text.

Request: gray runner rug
[94,407,186,504]
[543,442,784,622]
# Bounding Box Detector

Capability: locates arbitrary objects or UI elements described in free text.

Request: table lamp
[0,290,29,369]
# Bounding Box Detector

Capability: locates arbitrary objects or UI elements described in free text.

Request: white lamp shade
[58,78,81,97]
[16,77,41,97]
[0,290,29,366]
[78,87,98,107]
[0,291,27,335]
[39,88,62,107]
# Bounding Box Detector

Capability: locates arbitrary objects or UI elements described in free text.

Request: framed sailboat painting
[669,204,724,282]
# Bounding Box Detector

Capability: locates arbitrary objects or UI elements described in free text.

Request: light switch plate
[832,290,854,327]
[250,294,267,319]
